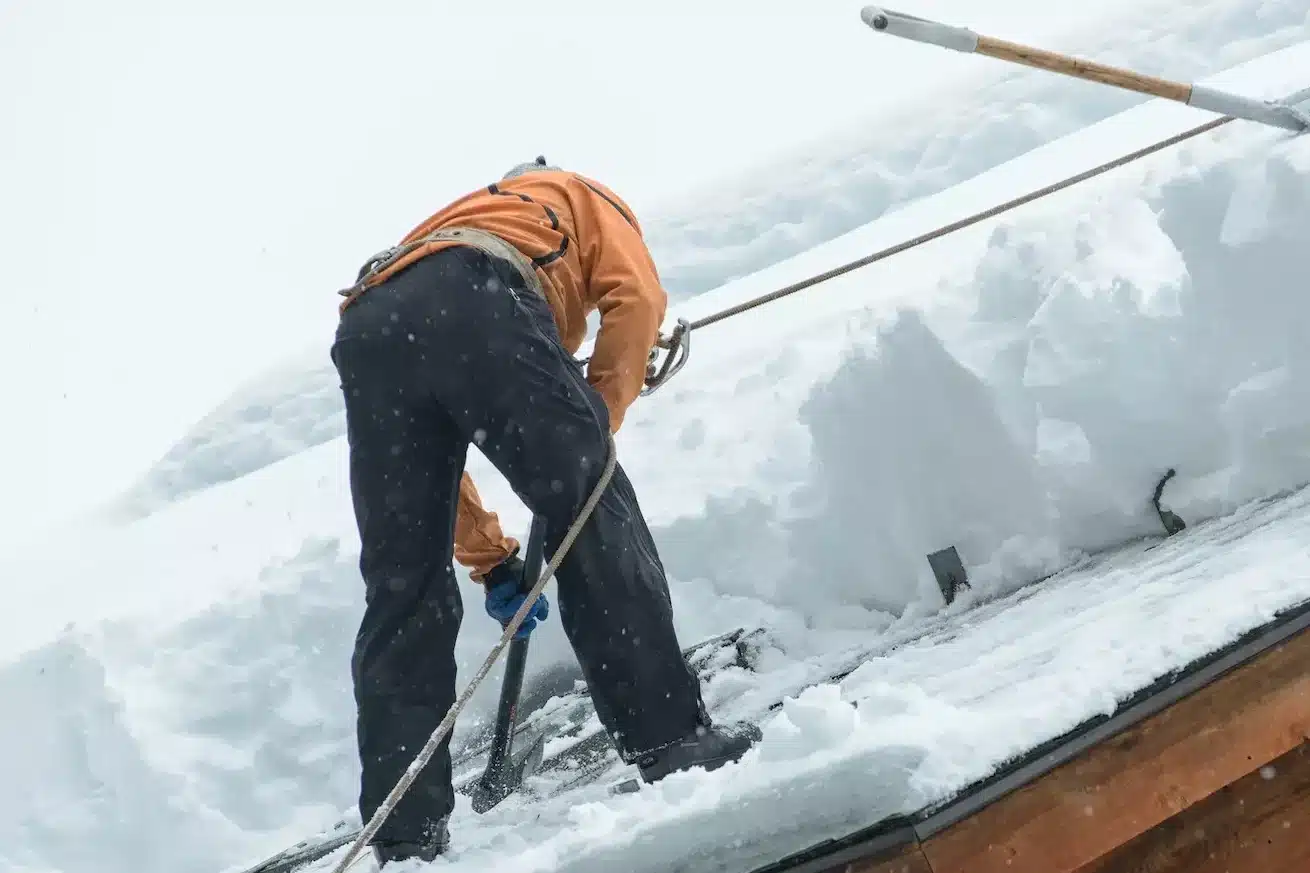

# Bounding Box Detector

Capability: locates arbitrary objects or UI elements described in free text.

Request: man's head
[503,155,562,179]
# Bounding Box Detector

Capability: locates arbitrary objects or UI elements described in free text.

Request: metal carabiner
[641,318,692,396]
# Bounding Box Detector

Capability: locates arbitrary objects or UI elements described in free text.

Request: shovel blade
[469,732,546,814]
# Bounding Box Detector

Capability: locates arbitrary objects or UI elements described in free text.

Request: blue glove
[483,556,550,640]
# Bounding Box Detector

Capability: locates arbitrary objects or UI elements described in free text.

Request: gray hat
[503,155,562,179]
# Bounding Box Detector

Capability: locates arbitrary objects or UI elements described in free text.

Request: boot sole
[639,747,749,784]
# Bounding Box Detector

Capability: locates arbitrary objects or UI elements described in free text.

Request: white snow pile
[644,47,1310,625]
[5,32,1310,873]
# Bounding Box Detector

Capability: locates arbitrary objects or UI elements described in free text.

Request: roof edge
[748,595,1310,873]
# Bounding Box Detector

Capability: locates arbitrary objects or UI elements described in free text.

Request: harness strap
[337,226,546,310]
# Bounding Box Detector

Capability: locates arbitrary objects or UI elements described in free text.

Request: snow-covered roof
[3,13,1310,873]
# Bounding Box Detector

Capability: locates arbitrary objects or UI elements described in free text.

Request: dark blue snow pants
[329,245,708,845]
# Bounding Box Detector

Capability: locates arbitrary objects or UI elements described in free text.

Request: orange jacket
[340,169,668,581]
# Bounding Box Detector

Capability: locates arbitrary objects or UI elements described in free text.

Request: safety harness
[336,224,691,396]
[338,226,543,308]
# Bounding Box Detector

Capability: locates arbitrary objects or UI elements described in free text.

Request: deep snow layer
[4,31,1310,873]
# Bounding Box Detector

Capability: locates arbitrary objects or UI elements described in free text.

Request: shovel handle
[860,6,1190,102]
[975,36,1190,102]
[481,515,548,782]
[484,638,530,769]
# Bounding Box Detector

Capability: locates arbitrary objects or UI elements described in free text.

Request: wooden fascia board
[918,617,1310,873]
[1075,742,1310,873]
[748,599,1310,873]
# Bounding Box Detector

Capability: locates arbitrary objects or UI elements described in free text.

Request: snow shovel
[467,514,549,814]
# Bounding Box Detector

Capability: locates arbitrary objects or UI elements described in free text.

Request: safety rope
[685,114,1233,333]
[582,113,1252,397]
[328,434,619,873]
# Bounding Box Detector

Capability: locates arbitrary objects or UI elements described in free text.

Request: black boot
[369,817,450,868]
[637,721,762,784]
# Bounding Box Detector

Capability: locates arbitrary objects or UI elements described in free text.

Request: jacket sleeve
[573,178,668,434]
[455,472,519,582]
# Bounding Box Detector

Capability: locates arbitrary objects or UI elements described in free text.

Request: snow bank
[747,133,1310,617]
[109,350,347,522]
[0,636,239,873]
[646,46,1310,626]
